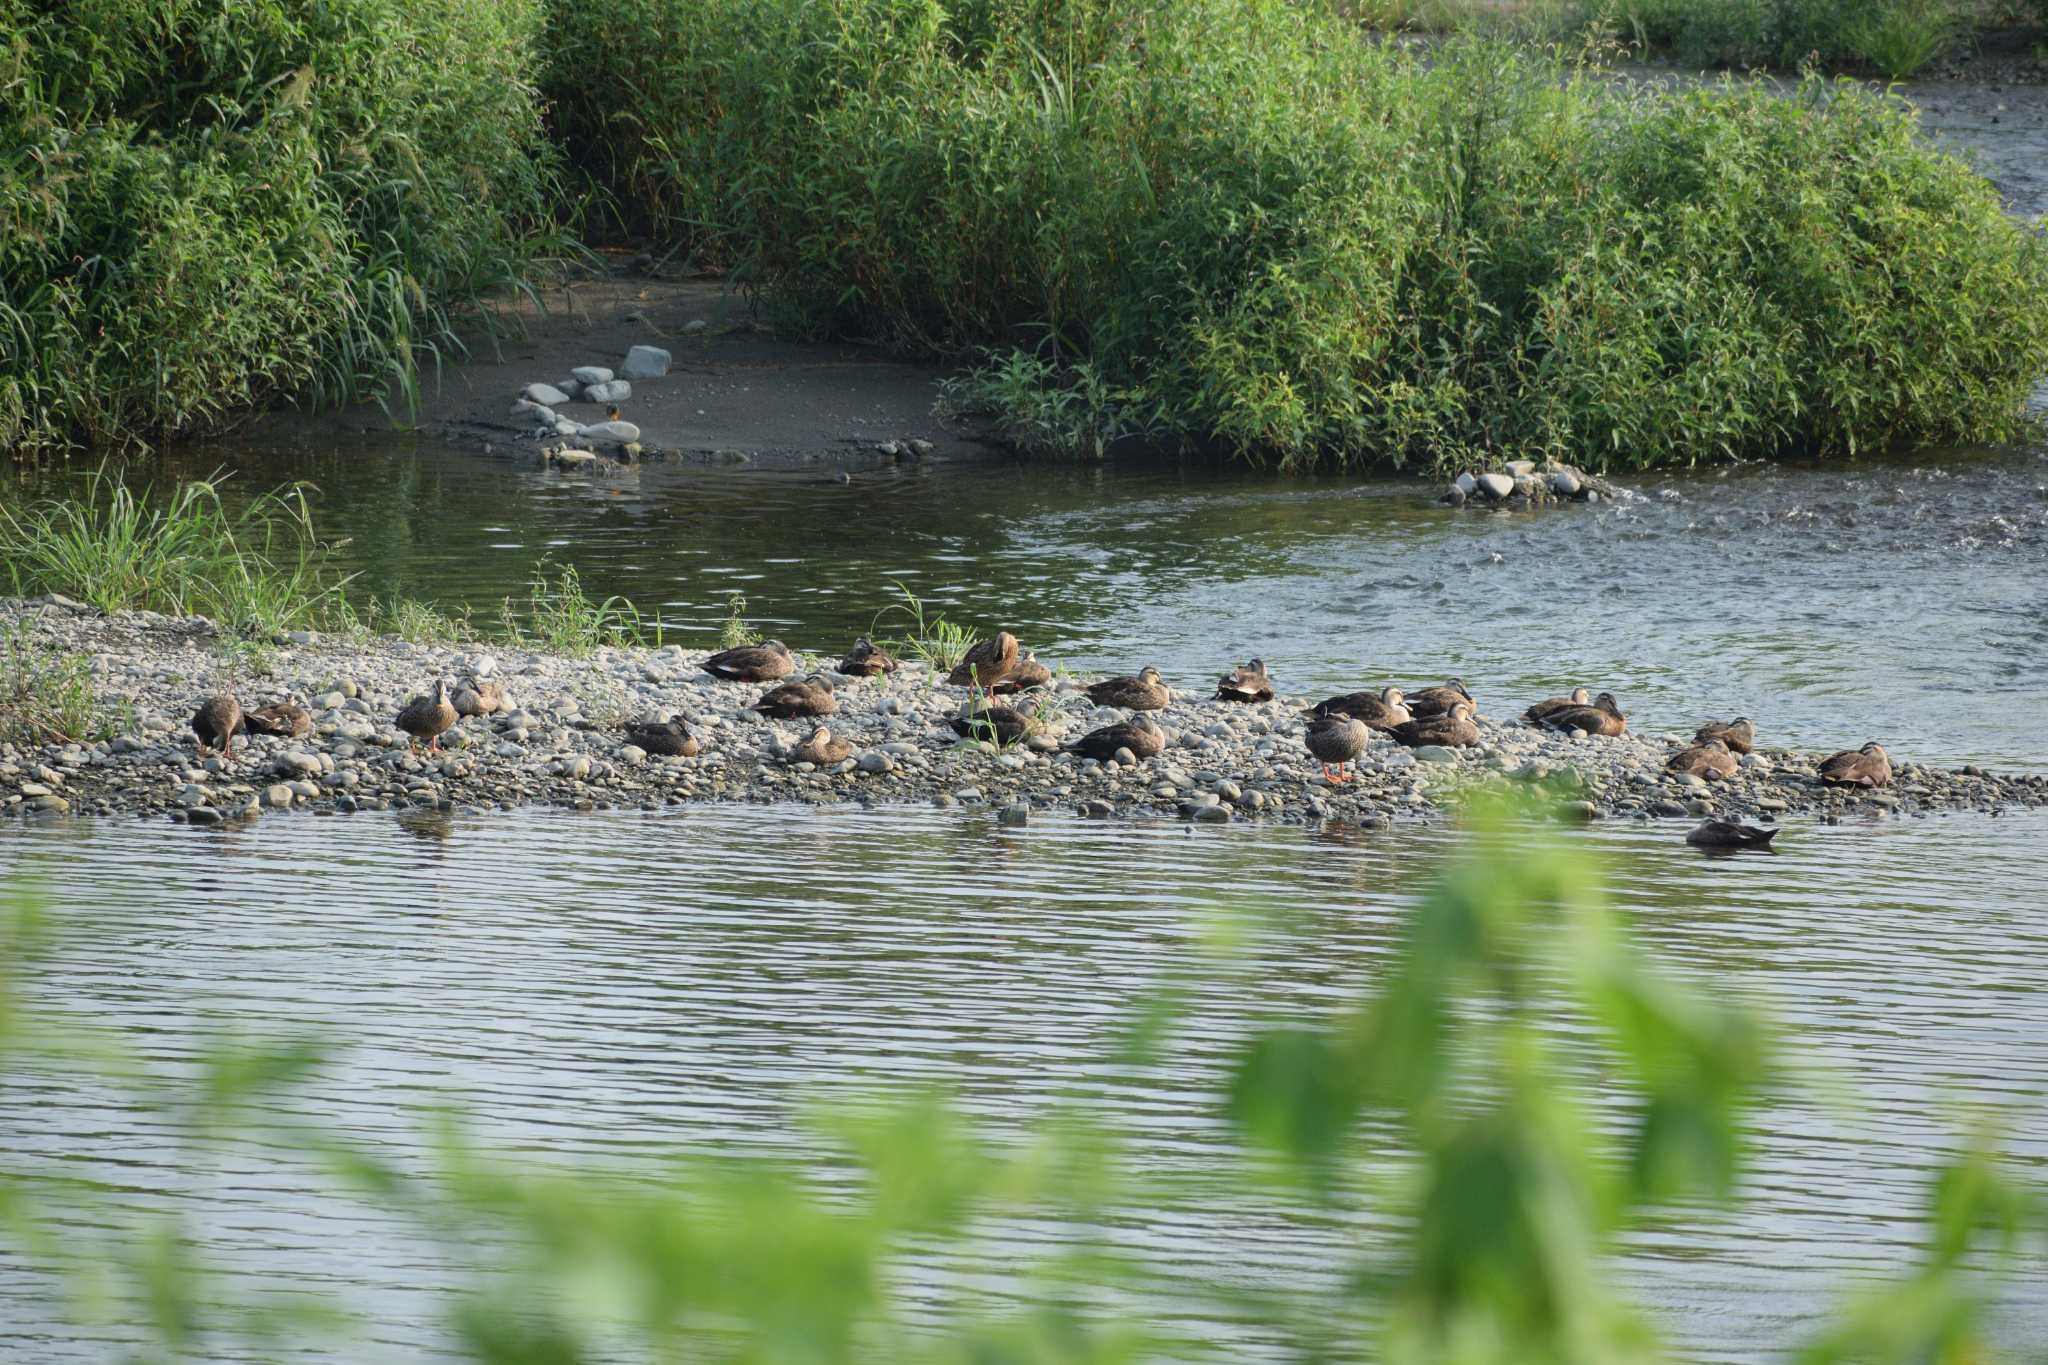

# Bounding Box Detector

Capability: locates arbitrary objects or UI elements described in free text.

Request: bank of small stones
[3,598,2042,830]
[1441,459,1622,510]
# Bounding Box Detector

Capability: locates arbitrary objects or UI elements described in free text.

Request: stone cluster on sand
[4,597,2043,829]
[510,346,671,456]
[1440,459,1621,509]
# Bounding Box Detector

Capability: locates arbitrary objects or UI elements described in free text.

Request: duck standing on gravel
[1405,678,1474,720]
[1087,666,1170,711]
[1522,687,1590,726]
[1537,691,1627,737]
[948,631,1020,688]
[191,694,242,760]
[837,636,898,677]
[1667,736,1739,780]
[1819,742,1891,788]
[1068,713,1166,762]
[703,639,795,683]
[397,679,458,752]
[1214,658,1274,703]
[1312,686,1410,732]
[240,698,312,739]
[1686,820,1779,851]
[625,714,699,758]
[1694,717,1755,754]
[1390,700,1480,748]
[751,673,837,719]
[1304,709,1369,782]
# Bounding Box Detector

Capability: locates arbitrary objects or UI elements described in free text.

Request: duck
[625,715,699,758]
[1304,711,1369,782]
[191,694,242,760]
[1312,686,1411,732]
[452,677,506,718]
[1389,700,1480,748]
[1694,717,1755,755]
[1404,678,1475,720]
[703,639,795,683]
[1537,691,1627,737]
[948,701,1036,747]
[1067,713,1166,762]
[239,698,311,739]
[947,631,1020,688]
[1686,820,1779,851]
[991,650,1053,695]
[1085,666,1170,711]
[397,679,459,752]
[837,635,898,677]
[1522,687,1591,727]
[1667,737,1738,780]
[1214,658,1274,703]
[750,673,837,719]
[1818,741,1891,788]
[790,726,852,766]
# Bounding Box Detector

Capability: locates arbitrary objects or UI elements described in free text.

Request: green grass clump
[0,465,353,633]
[0,624,120,746]
[870,581,975,673]
[544,0,2048,473]
[499,558,658,656]
[0,0,561,455]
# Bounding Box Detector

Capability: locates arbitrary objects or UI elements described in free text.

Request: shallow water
[1,807,2044,1362]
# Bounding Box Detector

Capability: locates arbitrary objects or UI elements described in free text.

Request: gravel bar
[5,597,2043,829]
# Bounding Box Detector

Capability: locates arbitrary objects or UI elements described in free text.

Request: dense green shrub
[0,0,559,454]
[546,0,2048,471]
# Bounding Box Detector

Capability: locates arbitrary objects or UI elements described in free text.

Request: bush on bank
[546,0,2048,472]
[0,0,558,455]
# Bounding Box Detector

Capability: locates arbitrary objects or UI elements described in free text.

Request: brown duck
[1818,741,1891,788]
[1686,820,1779,851]
[992,650,1053,695]
[947,701,1036,747]
[1537,691,1627,738]
[191,694,242,759]
[1404,678,1475,720]
[1304,711,1369,782]
[790,726,853,766]
[625,715,699,758]
[1214,658,1274,703]
[1068,713,1166,762]
[948,631,1020,688]
[751,674,837,719]
[240,698,311,739]
[1086,666,1170,711]
[703,639,795,683]
[1389,700,1480,748]
[837,635,898,677]
[397,679,458,752]
[1522,687,1590,727]
[1313,686,1411,732]
[452,678,506,718]
[1694,717,1755,755]
[1667,737,1739,780]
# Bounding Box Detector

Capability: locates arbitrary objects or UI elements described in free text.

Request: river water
[4,76,2048,1365]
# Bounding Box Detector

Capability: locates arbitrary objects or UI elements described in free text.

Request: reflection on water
[2,806,2044,1362]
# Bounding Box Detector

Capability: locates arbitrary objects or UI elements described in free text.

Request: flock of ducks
[184,628,1897,849]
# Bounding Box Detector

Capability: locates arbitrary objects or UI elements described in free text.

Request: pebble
[522,382,571,406]
[998,803,1029,827]
[620,345,671,380]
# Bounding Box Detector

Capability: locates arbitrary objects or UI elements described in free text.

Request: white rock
[1453,471,1477,495]
[1475,472,1514,499]
[523,382,571,406]
[576,419,641,443]
[620,345,671,379]
[1550,469,1582,497]
[551,447,600,467]
[583,380,632,404]
[570,366,614,386]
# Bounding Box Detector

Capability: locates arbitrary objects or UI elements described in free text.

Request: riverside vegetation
[2,811,2039,1360]
[4,0,2047,471]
